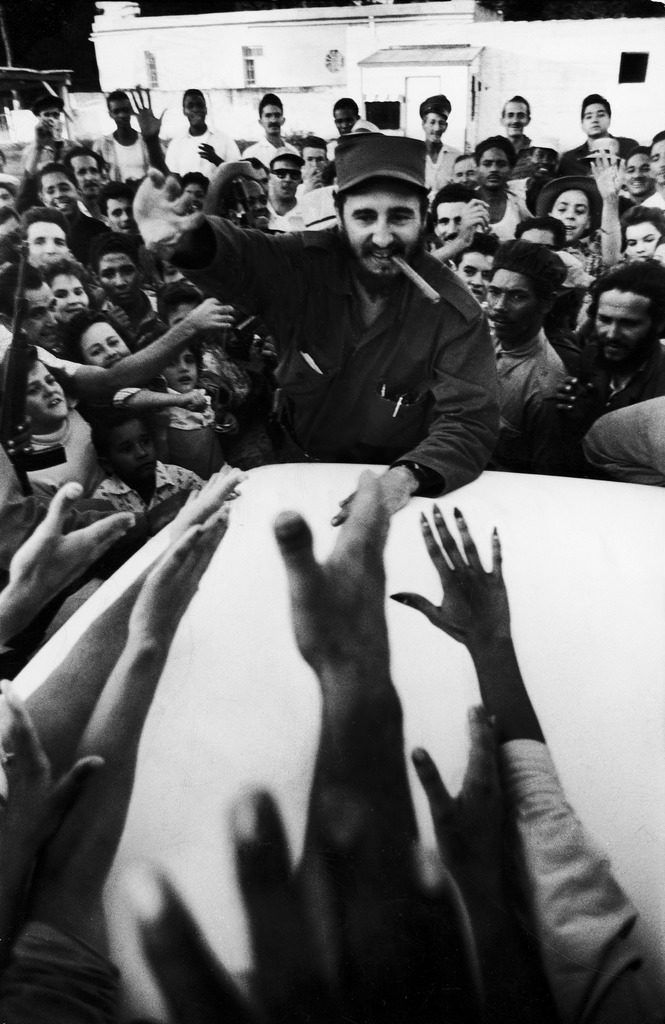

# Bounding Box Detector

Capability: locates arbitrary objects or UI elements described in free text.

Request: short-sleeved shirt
[92,460,203,513]
[166,128,240,178]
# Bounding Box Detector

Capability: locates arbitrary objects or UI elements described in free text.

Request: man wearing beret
[133,133,499,520]
[420,94,461,194]
[486,239,568,475]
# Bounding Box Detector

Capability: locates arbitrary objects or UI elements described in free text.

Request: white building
[89,1,665,152]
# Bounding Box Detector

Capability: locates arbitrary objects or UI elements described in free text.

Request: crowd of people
[0,78,663,1020]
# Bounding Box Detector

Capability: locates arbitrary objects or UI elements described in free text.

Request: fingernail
[390,593,409,605]
[232,792,262,844]
[411,747,427,764]
[453,507,462,518]
[125,864,165,924]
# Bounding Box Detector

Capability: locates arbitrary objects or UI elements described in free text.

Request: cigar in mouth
[391,256,440,304]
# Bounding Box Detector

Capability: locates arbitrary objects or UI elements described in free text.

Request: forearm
[466,634,544,744]
[306,662,417,856]
[101,317,198,394]
[144,133,169,176]
[600,197,621,268]
[0,586,37,646]
[123,390,182,411]
[26,568,150,775]
[76,638,167,765]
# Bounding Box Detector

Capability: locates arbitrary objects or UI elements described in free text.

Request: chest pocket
[358,383,431,448]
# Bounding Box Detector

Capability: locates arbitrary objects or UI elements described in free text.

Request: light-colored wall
[89,4,665,151]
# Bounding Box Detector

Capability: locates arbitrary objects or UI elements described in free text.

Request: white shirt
[641,191,665,210]
[166,128,240,179]
[425,143,462,194]
[242,138,299,170]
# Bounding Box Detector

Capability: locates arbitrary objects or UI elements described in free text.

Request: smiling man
[133,134,499,518]
[37,162,108,267]
[557,261,665,472]
[165,88,240,180]
[420,94,461,194]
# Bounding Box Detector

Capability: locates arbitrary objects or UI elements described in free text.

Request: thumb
[390,592,440,625]
[273,511,322,607]
[42,482,84,535]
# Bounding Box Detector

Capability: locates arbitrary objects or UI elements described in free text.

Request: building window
[144,51,158,88]
[618,52,648,84]
[242,46,263,87]
[365,101,400,131]
[325,49,344,73]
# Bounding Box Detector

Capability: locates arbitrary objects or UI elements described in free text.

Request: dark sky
[0,1,250,91]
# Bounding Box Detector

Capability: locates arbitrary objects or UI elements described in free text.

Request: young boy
[91,409,203,515]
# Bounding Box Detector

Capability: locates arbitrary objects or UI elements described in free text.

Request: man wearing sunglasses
[267,149,305,232]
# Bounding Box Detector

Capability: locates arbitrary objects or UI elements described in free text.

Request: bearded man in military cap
[132,133,498,521]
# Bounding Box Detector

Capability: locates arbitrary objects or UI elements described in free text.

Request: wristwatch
[392,461,444,497]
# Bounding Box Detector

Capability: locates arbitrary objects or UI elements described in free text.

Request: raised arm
[67,298,235,402]
[392,506,543,743]
[25,468,244,777]
[127,86,169,177]
[26,505,230,954]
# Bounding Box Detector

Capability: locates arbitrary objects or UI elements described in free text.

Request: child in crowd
[160,342,226,478]
[157,281,276,469]
[90,408,203,514]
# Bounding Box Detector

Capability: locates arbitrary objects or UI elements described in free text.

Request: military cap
[419,95,452,120]
[335,133,427,194]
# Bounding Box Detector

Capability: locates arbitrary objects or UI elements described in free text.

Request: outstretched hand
[0,681,102,956]
[133,169,206,256]
[128,505,230,648]
[413,705,503,912]
[128,86,165,139]
[133,785,478,1024]
[0,483,133,643]
[391,505,510,649]
[274,470,390,675]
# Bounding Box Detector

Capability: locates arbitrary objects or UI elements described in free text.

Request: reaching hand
[555,374,595,416]
[391,505,510,649]
[458,199,490,246]
[169,466,246,540]
[0,482,132,643]
[590,153,622,202]
[133,787,479,1024]
[275,470,390,675]
[128,85,165,139]
[0,681,103,859]
[177,390,208,412]
[413,705,503,911]
[331,465,418,527]
[133,169,206,256]
[184,297,236,334]
[127,506,229,648]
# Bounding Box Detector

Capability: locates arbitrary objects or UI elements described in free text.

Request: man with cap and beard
[132,133,498,520]
[557,260,665,475]
[486,239,569,475]
[420,94,461,194]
